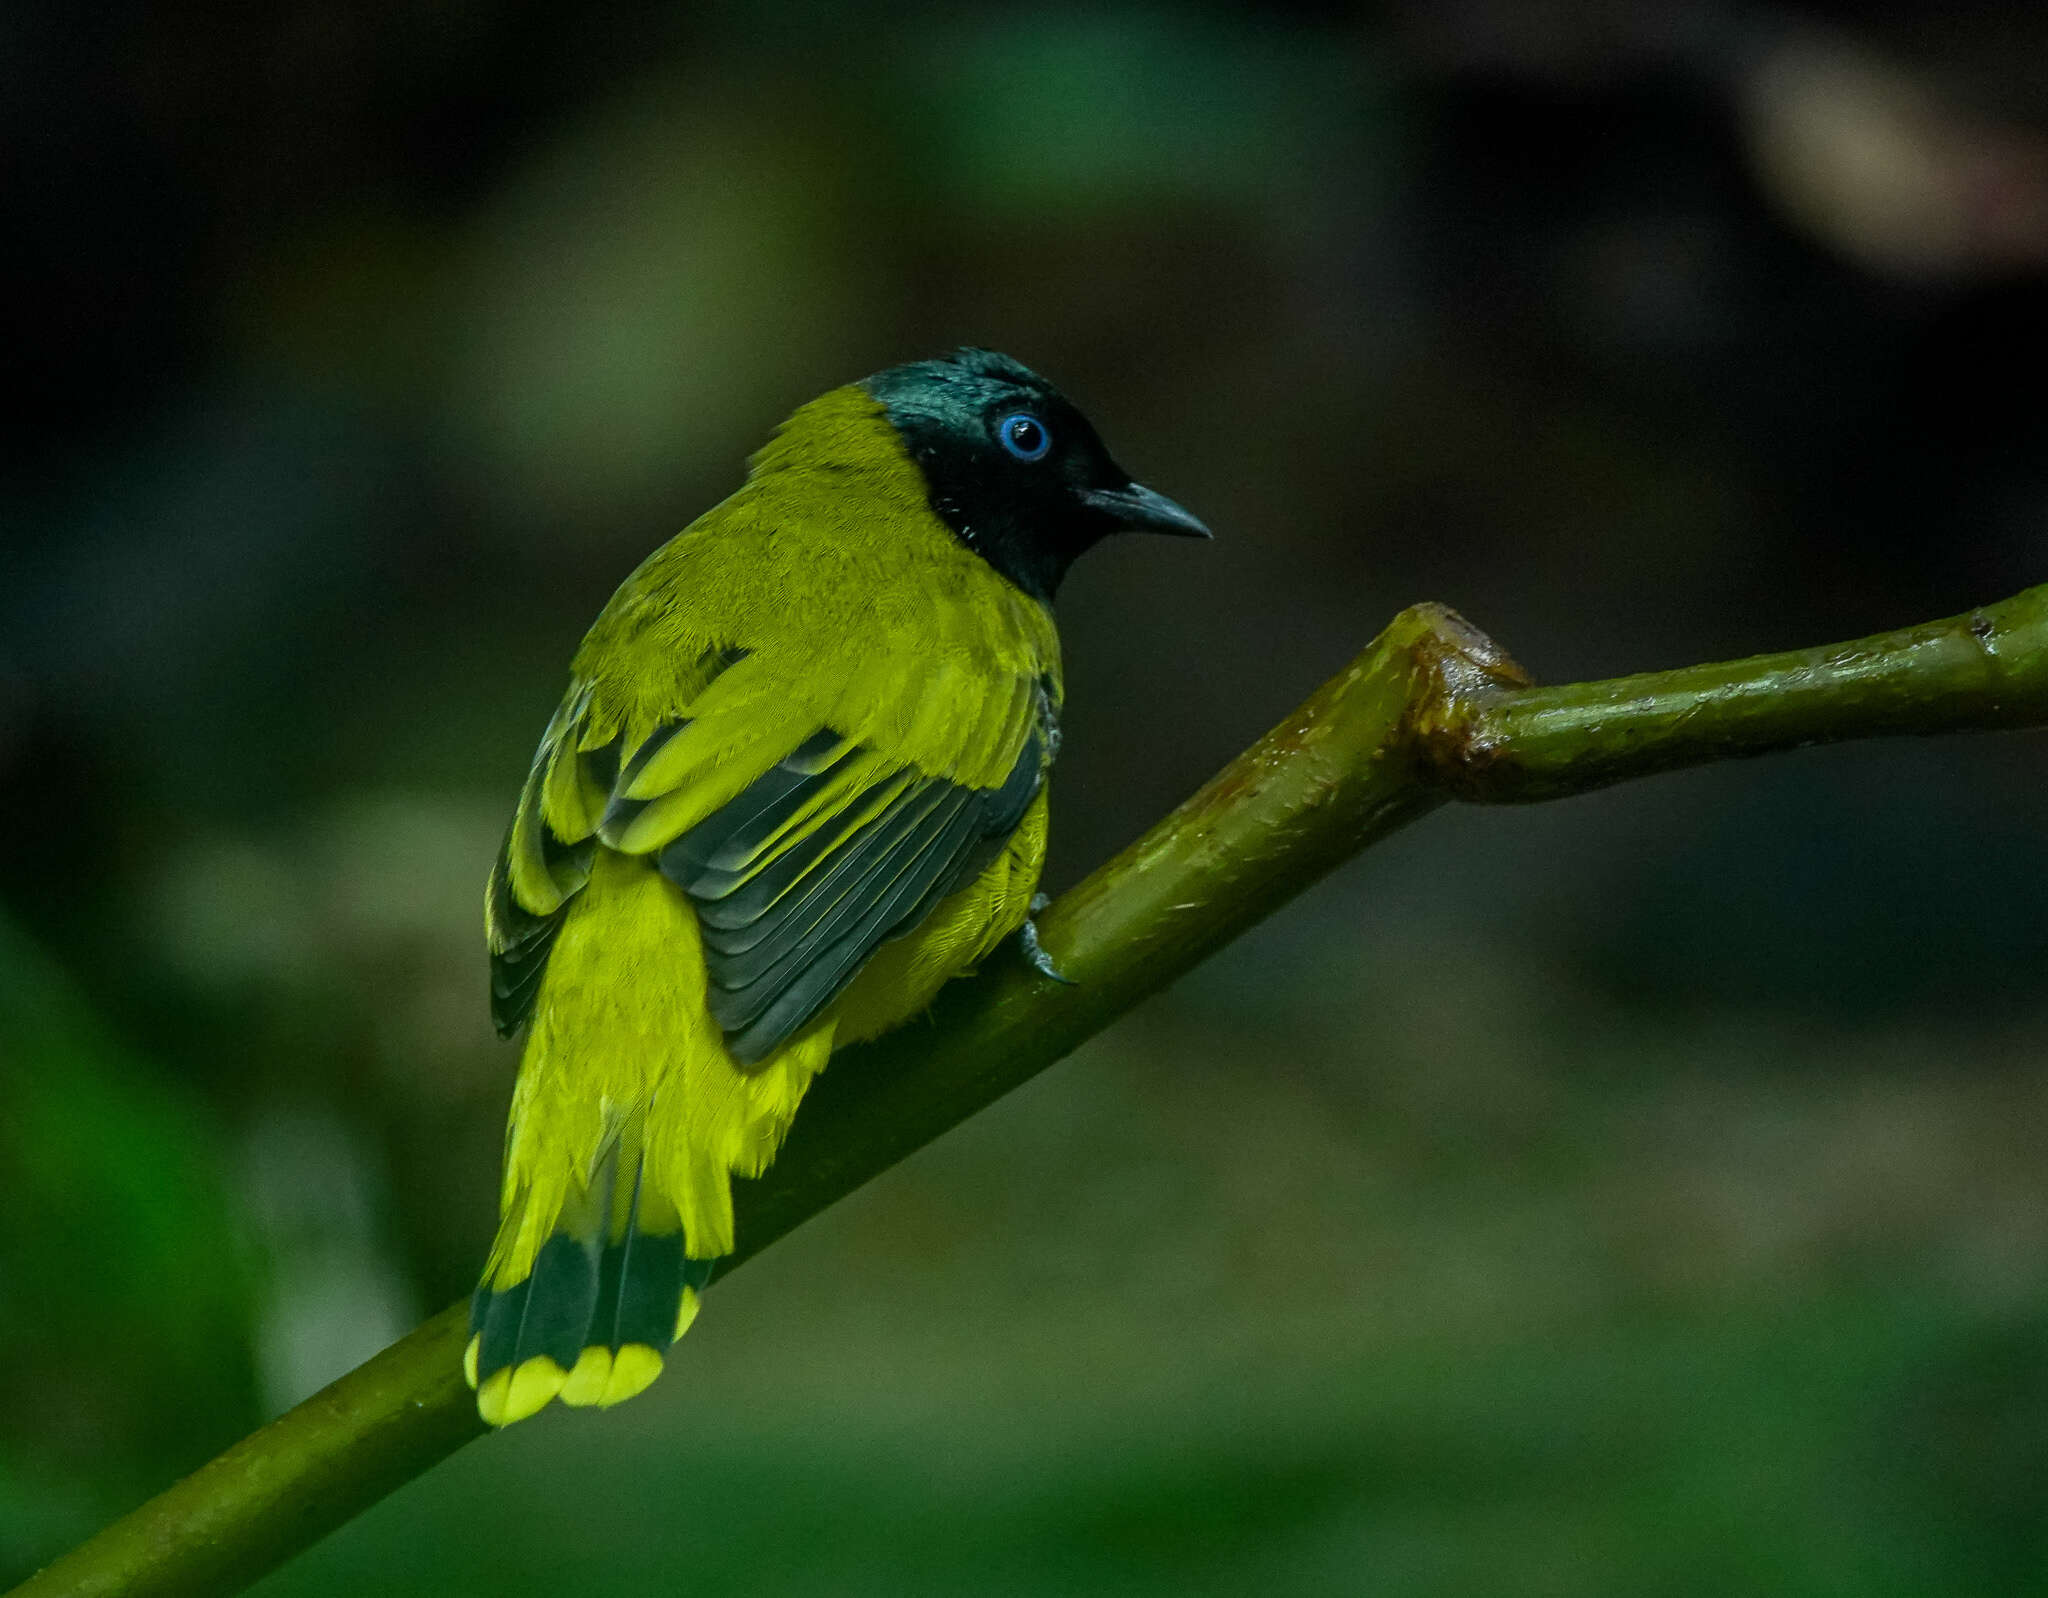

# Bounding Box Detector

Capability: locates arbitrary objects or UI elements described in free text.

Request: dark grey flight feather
[662,720,1048,1065]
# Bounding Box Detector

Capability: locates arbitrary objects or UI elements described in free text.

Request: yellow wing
[487,645,1055,1063]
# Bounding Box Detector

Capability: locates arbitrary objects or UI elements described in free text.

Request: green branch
[16,584,2048,1598]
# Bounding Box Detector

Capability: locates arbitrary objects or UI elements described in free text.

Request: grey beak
[1082,481,1212,539]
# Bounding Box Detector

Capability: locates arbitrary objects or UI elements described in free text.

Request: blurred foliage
[0,912,258,1573]
[5,0,2048,1591]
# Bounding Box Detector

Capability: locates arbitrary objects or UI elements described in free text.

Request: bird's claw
[1019,915,1076,986]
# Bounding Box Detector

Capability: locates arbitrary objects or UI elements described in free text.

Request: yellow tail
[466,1111,711,1426]
[468,851,833,1427]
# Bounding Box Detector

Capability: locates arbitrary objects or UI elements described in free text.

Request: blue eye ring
[997,412,1051,462]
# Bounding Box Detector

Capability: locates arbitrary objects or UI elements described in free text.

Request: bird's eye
[996,412,1051,463]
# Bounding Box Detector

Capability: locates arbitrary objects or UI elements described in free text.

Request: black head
[862,348,1208,603]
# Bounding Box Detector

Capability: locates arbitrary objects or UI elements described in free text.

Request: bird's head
[859,347,1209,602]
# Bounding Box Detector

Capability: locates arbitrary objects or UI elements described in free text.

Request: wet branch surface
[14,584,2048,1598]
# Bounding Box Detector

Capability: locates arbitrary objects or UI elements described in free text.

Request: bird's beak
[1082,481,1212,539]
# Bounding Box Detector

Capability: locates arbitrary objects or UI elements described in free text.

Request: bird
[467,348,1209,1426]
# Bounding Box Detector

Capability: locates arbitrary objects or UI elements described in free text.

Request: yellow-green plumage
[469,350,1204,1426]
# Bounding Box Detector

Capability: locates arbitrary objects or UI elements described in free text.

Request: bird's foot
[1019,910,1076,986]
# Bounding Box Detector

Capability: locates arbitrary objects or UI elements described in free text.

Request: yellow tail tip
[476,1365,511,1426]
[599,1344,665,1408]
[463,1335,480,1390]
[559,1345,614,1408]
[477,1355,571,1428]
[476,1341,673,1423]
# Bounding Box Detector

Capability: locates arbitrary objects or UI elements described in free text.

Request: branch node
[1394,603,1535,798]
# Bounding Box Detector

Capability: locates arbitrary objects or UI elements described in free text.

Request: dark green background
[6,4,2048,1592]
